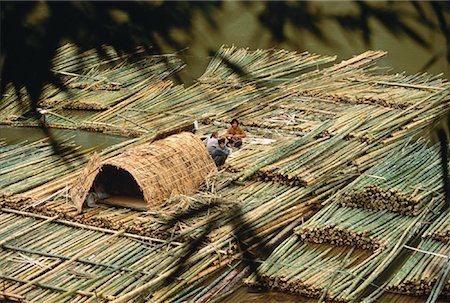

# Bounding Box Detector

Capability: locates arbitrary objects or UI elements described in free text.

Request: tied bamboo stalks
[198,45,336,87]
[245,199,439,302]
[337,140,447,216]
[387,238,450,296]
[1,43,184,131]
[423,210,450,243]
[244,129,447,301]
[0,209,244,303]
[0,138,92,195]
[243,238,374,302]
[294,203,417,251]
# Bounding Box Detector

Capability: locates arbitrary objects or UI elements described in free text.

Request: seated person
[211,138,231,167]
[205,131,219,155]
[225,118,246,148]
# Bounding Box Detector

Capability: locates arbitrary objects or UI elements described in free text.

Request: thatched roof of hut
[70,132,216,212]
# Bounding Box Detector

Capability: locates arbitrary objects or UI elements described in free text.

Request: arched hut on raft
[70,132,217,212]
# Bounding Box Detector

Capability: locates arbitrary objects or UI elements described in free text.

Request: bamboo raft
[1,44,450,302]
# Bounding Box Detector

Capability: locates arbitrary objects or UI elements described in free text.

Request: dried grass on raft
[70,132,217,212]
[69,153,102,213]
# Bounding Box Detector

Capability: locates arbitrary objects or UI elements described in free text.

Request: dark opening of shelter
[89,165,147,210]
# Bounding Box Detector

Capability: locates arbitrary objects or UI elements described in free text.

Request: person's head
[231,119,239,128]
[211,131,218,138]
[218,138,226,148]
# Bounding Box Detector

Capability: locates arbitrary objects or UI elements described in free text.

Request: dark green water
[0,125,127,150]
[171,1,449,85]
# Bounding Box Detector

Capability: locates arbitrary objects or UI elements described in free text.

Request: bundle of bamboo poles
[4,43,446,143]
[279,50,449,110]
[0,188,317,303]
[423,211,450,243]
[51,43,183,79]
[387,238,450,296]
[1,44,184,130]
[0,209,233,303]
[337,140,446,215]
[0,137,91,194]
[244,239,373,302]
[242,118,447,301]
[294,203,418,251]
[245,198,439,302]
[198,45,336,86]
[255,97,447,186]
[1,172,327,244]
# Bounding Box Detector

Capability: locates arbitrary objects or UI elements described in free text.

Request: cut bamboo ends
[70,132,217,213]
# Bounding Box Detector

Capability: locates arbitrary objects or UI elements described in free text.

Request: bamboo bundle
[1,172,322,244]
[0,131,140,208]
[423,211,450,243]
[294,203,417,251]
[244,237,377,302]
[199,45,336,86]
[245,200,437,302]
[224,137,294,173]
[0,204,304,303]
[280,51,449,110]
[0,209,230,303]
[387,238,450,296]
[51,43,129,73]
[89,82,261,137]
[258,94,448,187]
[51,43,183,79]
[0,138,91,195]
[248,117,366,186]
[1,44,184,129]
[337,140,446,215]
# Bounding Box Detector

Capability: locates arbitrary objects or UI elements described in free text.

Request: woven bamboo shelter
[70,132,216,212]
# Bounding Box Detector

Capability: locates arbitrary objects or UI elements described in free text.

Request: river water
[173,1,449,85]
[0,125,127,150]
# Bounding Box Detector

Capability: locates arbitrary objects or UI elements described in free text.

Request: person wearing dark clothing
[212,138,231,167]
